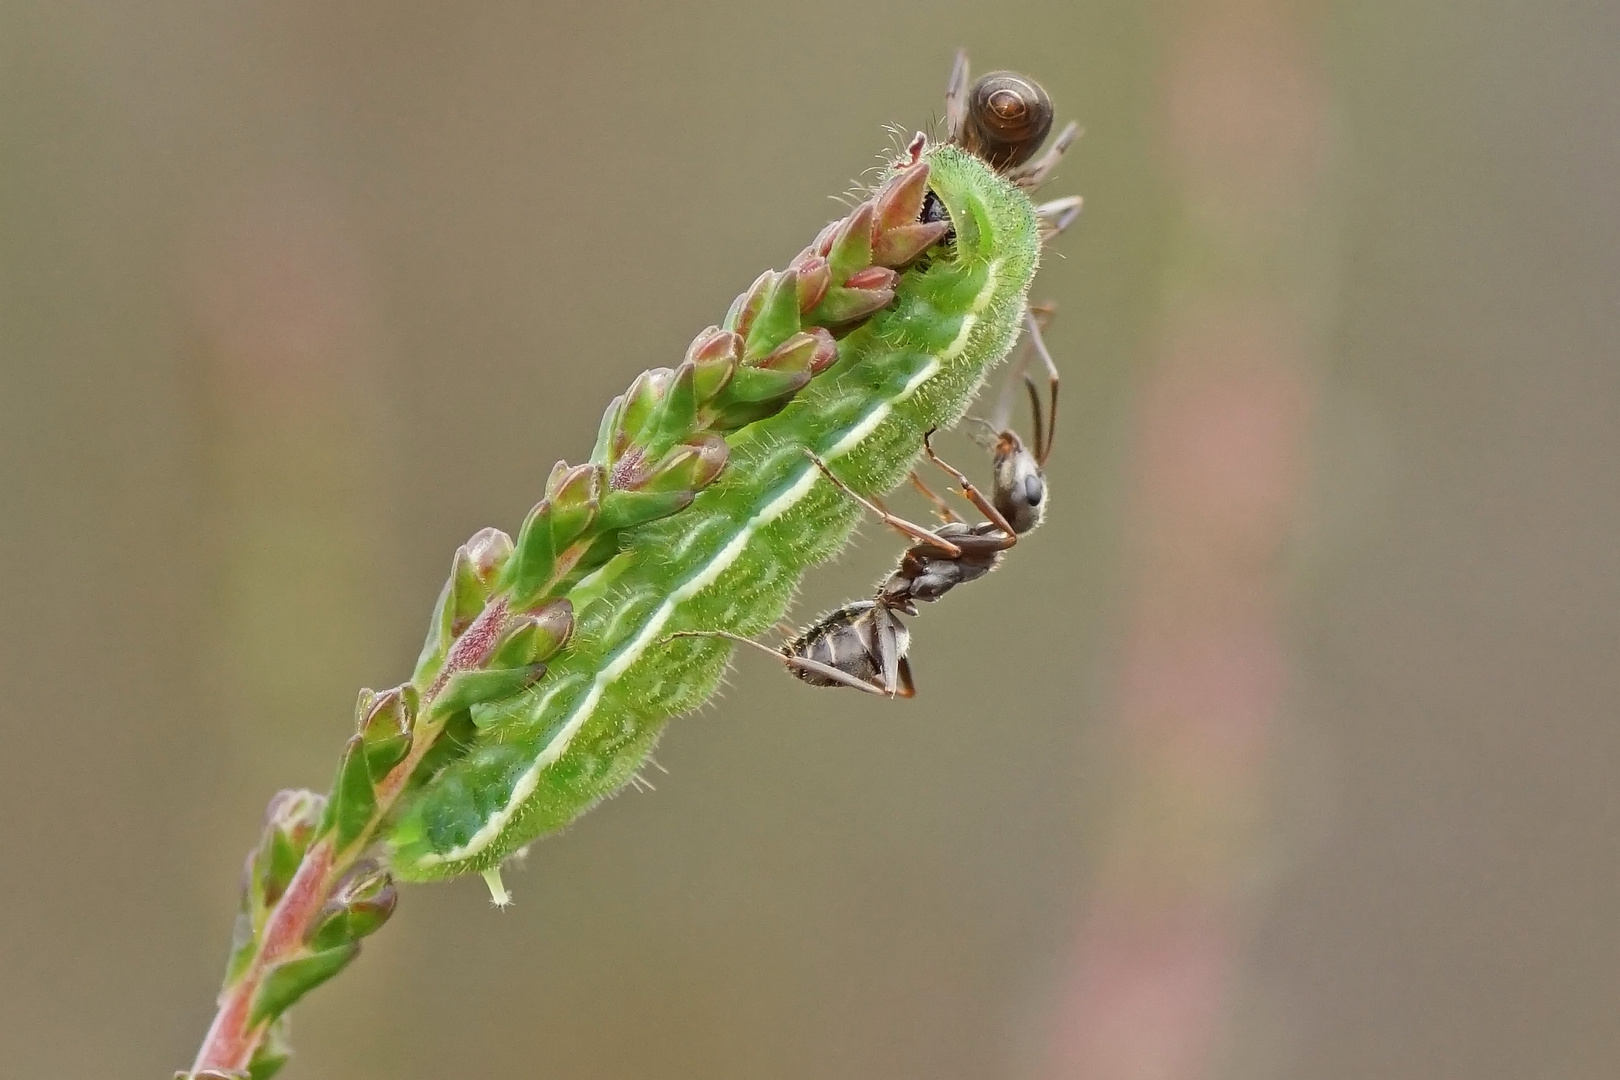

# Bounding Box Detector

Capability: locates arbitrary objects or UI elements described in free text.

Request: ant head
[989,426,1046,535]
[968,358,1055,537]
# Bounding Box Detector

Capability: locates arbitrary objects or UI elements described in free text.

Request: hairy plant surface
[185,54,1076,1079]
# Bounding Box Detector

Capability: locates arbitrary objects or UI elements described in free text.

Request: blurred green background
[3,0,1616,1077]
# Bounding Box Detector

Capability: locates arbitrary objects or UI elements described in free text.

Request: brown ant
[665,51,1077,698]
[667,308,1060,698]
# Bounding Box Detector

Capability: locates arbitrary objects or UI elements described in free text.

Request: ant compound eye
[965,72,1054,170]
[1024,474,1044,506]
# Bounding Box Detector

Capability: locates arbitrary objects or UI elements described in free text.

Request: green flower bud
[636,434,728,495]
[504,472,600,605]
[250,944,360,1027]
[491,598,574,667]
[356,684,416,780]
[742,269,802,360]
[430,663,547,719]
[814,268,897,324]
[719,365,812,406]
[635,361,699,463]
[252,790,325,909]
[325,736,377,849]
[229,789,326,982]
[307,860,397,952]
[248,1017,292,1080]
[594,488,695,532]
[414,528,514,683]
[616,367,675,453]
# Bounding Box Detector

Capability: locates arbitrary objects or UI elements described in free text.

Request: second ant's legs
[1035,195,1083,243]
[1021,306,1060,464]
[991,304,1060,464]
[944,49,971,145]
[1009,122,1082,190]
[991,303,1054,432]
[803,450,964,557]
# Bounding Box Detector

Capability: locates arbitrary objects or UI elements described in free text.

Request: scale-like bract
[387,144,1041,880]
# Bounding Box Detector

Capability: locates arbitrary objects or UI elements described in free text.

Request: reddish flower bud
[689,336,741,404]
[826,202,876,283]
[723,270,774,337]
[308,860,397,951]
[809,219,841,258]
[873,221,951,268]
[843,266,897,291]
[464,526,513,587]
[874,160,933,232]
[752,329,834,375]
[617,367,675,452]
[793,255,831,313]
[686,325,739,365]
[814,281,897,325]
[805,326,839,373]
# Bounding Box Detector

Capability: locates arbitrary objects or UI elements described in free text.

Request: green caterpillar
[385,67,1075,886]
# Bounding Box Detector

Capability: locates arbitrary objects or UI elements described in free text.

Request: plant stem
[191,840,337,1072]
[190,598,519,1071]
[189,722,437,1073]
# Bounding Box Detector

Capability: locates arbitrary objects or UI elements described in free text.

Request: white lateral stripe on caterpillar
[415,259,1003,868]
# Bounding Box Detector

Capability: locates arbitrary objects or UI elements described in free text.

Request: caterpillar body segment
[387,144,1043,880]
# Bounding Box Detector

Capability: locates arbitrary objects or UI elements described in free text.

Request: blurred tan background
[3,0,1617,1077]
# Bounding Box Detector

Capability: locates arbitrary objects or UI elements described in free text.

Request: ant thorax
[879,521,1008,606]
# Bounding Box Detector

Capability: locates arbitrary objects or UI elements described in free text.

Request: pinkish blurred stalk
[1043,2,1335,1076]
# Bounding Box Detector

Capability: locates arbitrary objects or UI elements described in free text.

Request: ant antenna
[991,306,1059,463]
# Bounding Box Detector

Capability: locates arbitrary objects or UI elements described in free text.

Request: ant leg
[781,656,892,695]
[1020,306,1060,465]
[665,630,786,663]
[895,657,916,699]
[1009,121,1081,190]
[909,471,963,524]
[944,49,970,145]
[1035,196,1083,244]
[991,303,1056,433]
[921,430,1019,543]
[874,609,905,697]
[667,630,893,696]
[802,450,963,557]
